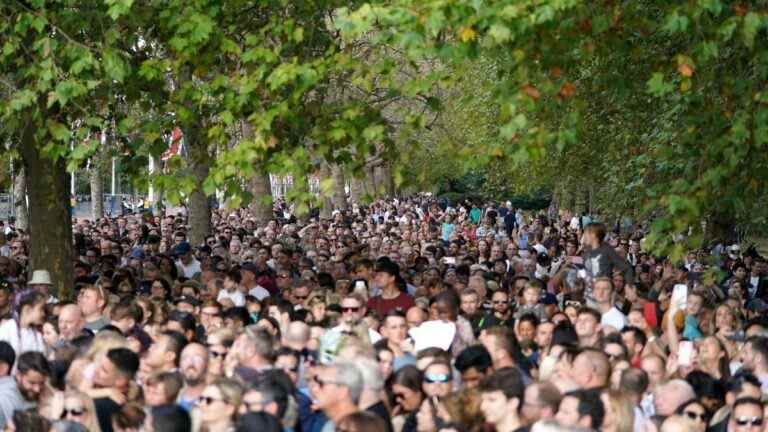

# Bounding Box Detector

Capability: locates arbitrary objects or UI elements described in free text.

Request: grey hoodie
[0,375,34,428]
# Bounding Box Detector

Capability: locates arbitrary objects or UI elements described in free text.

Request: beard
[184,371,205,387]
[18,386,40,402]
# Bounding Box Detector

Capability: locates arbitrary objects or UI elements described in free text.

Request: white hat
[409,320,456,352]
[28,270,53,285]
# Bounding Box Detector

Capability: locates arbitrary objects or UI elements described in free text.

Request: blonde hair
[602,390,635,432]
[207,328,236,348]
[63,390,102,432]
[84,330,128,362]
[209,377,244,409]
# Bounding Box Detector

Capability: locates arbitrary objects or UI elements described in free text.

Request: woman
[59,390,102,432]
[600,390,634,432]
[144,371,183,407]
[391,365,425,432]
[149,278,171,301]
[0,289,46,364]
[674,399,710,432]
[42,317,60,359]
[337,412,388,432]
[197,378,243,432]
[697,335,730,382]
[206,329,236,383]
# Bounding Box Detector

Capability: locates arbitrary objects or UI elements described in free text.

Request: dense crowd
[0,196,764,432]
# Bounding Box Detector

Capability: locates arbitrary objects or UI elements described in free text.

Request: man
[459,288,483,334]
[534,321,555,357]
[230,325,276,379]
[356,357,394,432]
[478,367,527,432]
[78,284,109,331]
[58,303,88,342]
[310,360,362,432]
[581,222,633,282]
[710,372,762,432]
[480,326,530,381]
[593,277,627,332]
[241,262,270,301]
[93,348,140,432]
[405,306,427,329]
[571,348,610,390]
[330,294,381,344]
[379,310,415,371]
[521,382,561,424]
[177,343,208,411]
[653,379,696,418]
[290,281,312,309]
[240,372,291,426]
[740,336,768,391]
[0,348,47,428]
[574,308,602,348]
[28,269,57,304]
[143,331,188,377]
[367,259,414,317]
[727,397,764,432]
[479,290,514,330]
[620,326,647,367]
[454,345,493,389]
[174,242,201,279]
[555,389,604,430]
[640,354,666,417]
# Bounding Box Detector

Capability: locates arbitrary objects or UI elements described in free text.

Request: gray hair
[243,325,276,362]
[355,357,384,392]
[332,360,364,404]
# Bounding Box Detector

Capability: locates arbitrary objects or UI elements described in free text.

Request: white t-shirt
[217,290,245,307]
[176,258,201,279]
[601,307,628,331]
[0,319,45,370]
[248,285,270,301]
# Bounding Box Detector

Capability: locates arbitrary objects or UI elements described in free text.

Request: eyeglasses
[683,411,708,422]
[199,396,227,406]
[209,350,228,359]
[735,416,763,427]
[294,295,308,300]
[341,306,361,313]
[424,373,451,384]
[61,408,85,418]
[313,376,340,388]
[492,300,508,305]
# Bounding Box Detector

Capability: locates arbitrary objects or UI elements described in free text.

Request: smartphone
[678,341,694,366]
[672,284,688,311]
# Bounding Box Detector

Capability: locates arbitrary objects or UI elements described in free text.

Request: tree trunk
[12,165,28,231]
[186,130,211,247]
[319,163,332,219]
[331,164,347,210]
[349,175,364,203]
[249,170,273,224]
[19,117,74,299]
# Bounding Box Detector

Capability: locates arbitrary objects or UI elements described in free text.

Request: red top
[367,292,415,318]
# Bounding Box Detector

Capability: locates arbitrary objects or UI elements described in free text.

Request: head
[93,348,140,392]
[728,397,764,432]
[58,304,85,341]
[199,378,243,426]
[77,285,106,318]
[454,345,493,389]
[654,379,696,417]
[15,352,50,402]
[522,382,562,424]
[422,361,453,398]
[179,343,208,386]
[479,367,526,426]
[555,389,604,430]
[311,361,364,410]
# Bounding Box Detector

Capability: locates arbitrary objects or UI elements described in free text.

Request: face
[555,396,583,428]
[422,364,452,398]
[680,402,709,432]
[275,355,299,384]
[535,322,554,350]
[59,309,83,341]
[382,316,408,344]
[77,289,103,316]
[460,294,478,316]
[42,322,59,347]
[687,294,703,316]
[63,396,89,424]
[523,287,540,306]
[641,357,664,389]
[311,367,346,409]
[377,350,394,380]
[575,313,599,338]
[340,298,364,325]
[730,402,763,432]
[593,280,613,304]
[393,383,422,412]
[145,380,168,406]
[460,366,486,390]
[16,369,46,402]
[200,385,235,424]
[716,306,734,331]
[180,347,208,384]
[491,292,509,315]
[516,320,536,343]
[480,390,511,425]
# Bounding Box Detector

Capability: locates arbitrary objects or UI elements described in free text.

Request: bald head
[180,343,208,385]
[285,321,310,350]
[59,304,85,341]
[406,306,427,329]
[654,379,696,416]
[572,349,610,389]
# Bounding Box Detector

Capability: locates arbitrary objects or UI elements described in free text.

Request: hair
[356,356,384,392]
[675,399,711,422]
[150,404,191,432]
[685,370,725,403]
[110,299,143,322]
[535,382,563,413]
[62,390,101,432]
[207,328,236,348]
[210,377,244,409]
[566,389,605,430]
[732,396,763,414]
[111,403,146,430]
[455,345,493,374]
[551,321,578,348]
[17,351,50,376]
[391,365,423,392]
[601,390,634,432]
[248,372,291,419]
[160,330,188,366]
[585,223,607,242]
[726,370,762,395]
[576,307,602,323]
[146,371,184,403]
[9,409,51,432]
[242,325,277,362]
[619,368,649,399]
[0,341,15,369]
[336,411,387,432]
[620,326,647,349]
[332,360,365,404]
[479,367,525,406]
[236,412,282,432]
[106,348,139,379]
[15,289,45,320]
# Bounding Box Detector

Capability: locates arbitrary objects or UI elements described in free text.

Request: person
[356,357,394,432]
[377,310,416,371]
[58,304,88,343]
[144,371,183,407]
[593,278,627,332]
[653,379,696,418]
[241,262,270,301]
[390,365,424,432]
[145,404,191,432]
[236,411,282,432]
[367,259,415,317]
[28,269,57,304]
[142,331,187,377]
[600,389,635,432]
[521,382,561,424]
[0,350,49,428]
[177,343,208,411]
[337,411,388,432]
[57,390,102,432]
[310,360,363,432]
[555,389,604,430]
[454,344,492,389]
[422,360,452,398]
[574,308,601,348]
[581,222,633,282]
[478,367,527,432]
[478,290,513,330]
[78,284,110,332]
[197,377,243,432]
[675,399,710,432]
[0,289,46,363]
[727,397,764,432]
[92,348,140,432]
[571,348,610,389]
[174,242,201,279]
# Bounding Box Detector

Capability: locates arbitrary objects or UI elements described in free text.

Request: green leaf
[742,12,762,49]
[105,0,134,20]
[663,11,689,33]
[647,72,674,97]
[46,120,70,142]
[697,0,722,15]
[102,49,128,82]
[487,24,512,43]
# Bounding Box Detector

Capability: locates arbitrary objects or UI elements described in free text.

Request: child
[514,280,548,321]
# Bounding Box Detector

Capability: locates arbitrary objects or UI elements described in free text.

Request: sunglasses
[683,411,708,422]
[61,408,85,418]
[294,295,308,300]
[199,396,226,406]
[313,375,340,388]
[341,306,361,313]
[735,417,763,427]
[209,350,227,359]
[424,373,451,384]
[565,300,582,308]
[492,300,508,305]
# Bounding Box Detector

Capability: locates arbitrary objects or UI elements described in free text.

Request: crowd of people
[0,195,763,432]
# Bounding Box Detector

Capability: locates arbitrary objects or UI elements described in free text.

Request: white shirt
[0,319,45,371]
[176,258,201,279]
[601,307,628,331]
[248,285,270,301]
[217,290,245,307]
